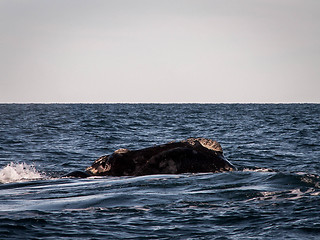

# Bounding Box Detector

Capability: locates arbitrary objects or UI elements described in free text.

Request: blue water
[0,104,319,239]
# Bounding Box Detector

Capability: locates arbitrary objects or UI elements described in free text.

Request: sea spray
[0,162,44,183]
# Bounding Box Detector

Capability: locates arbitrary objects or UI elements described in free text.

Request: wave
[0,162,44,184]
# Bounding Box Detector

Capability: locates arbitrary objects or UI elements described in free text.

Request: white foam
[242,167,275,173]
[0,162,44,184]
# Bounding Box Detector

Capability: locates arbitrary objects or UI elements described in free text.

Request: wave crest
[0,162,44,184]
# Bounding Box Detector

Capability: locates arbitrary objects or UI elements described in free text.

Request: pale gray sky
[1,0,319,103]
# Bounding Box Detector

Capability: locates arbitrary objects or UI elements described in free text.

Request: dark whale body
[65,138,236,178]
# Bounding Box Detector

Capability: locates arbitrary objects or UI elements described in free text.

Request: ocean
[0,103,319,239]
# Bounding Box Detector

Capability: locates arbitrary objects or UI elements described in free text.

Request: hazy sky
[1,0,319,103]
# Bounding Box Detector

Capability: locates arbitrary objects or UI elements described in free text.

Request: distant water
[0,104,319,239]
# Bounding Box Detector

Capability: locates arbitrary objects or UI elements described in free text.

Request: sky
[1,0,319,103]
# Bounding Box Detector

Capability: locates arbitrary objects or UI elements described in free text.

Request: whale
[65,138,236,178]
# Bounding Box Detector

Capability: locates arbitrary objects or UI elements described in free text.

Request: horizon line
[0,101,319,104]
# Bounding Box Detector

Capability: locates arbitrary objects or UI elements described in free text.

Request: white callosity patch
[186,138,223,152]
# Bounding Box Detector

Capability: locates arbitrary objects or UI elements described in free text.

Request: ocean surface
[0,103,319,239]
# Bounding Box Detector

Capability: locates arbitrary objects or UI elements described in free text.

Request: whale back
[85,138,235,176]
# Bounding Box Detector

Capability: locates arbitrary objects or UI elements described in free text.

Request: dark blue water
[0,104,319,239]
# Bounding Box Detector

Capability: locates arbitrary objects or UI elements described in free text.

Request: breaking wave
[0,162,44,184]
